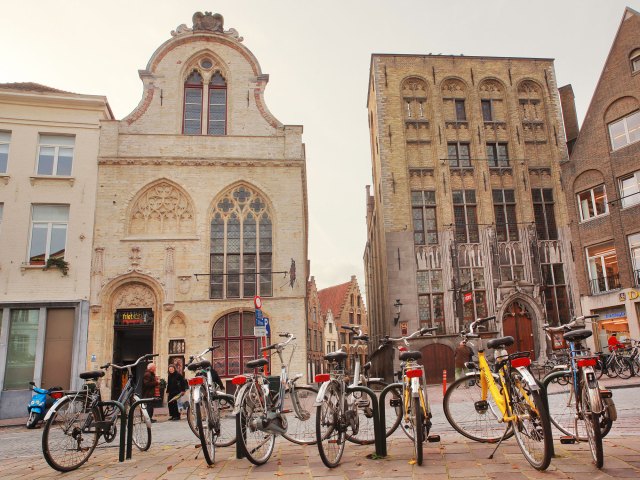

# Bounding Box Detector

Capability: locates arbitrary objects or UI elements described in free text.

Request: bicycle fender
[582,368,604,414]
[133,394,152,427]
[314,381,331,406]
[231,383,251,415]
[43,396,67,421]
[515,366,539,391]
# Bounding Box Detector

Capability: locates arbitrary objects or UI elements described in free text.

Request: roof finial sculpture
[171,12,243,42]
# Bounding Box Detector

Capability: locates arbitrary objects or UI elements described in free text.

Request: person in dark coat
[142,363,159,422]
[167,364,187,420]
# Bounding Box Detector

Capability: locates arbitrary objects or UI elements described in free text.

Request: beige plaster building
[364,54,578,381]
[0,83,112,418]
[87,12,308,395]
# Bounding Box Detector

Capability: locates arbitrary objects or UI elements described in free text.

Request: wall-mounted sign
[114,308,154,327]
[400,321,408,336]
[463,292,473,304]
[169,339,185,355]
[602,311,626,320]
[551,331,567,350]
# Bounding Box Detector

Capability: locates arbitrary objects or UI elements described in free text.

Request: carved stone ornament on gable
[113,284,155,310]
[171,12,243,42]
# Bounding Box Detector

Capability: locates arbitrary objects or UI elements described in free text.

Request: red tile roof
[317,281,351,318]
[0,82,73,94]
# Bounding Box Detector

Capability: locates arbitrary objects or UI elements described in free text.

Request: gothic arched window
[212,311,269,377]
[208,72,227,135]
[210,185,273,299]
[183,70,203,134]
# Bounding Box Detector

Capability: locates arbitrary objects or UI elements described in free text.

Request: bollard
[347,385,382,457]
[126,397,155,460]
[540,368,570,458]
[377,382,403,458]
[97,400,126,462]
[442,370,447,395]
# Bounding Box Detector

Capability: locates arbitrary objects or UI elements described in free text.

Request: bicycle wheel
[407,395,424,465]
[509,371,552,471]
[369,381,403,437]
[581,386,603,468]
[316,381,346,468]
[186,401,199,438]
[443,373,512,443]
[546,373,583,439]
[42,395,99,472]
[129,397,151,451]
[195,389,216,466]
[605,358,618,378]
[345,388,376,445]
[594,359,604,379]
[237,383,275,465]
[212,394,236,447]
[281,385,317,445]
[615,357,632,379]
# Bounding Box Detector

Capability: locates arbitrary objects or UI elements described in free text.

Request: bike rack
[376,382,403,457]
[346,385,383,457]
[126,397,156,460]
[539,369,570,458]
[235,413,245,459]
[96,400,126,462]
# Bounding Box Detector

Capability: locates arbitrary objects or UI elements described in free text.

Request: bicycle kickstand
[488,423,511,459]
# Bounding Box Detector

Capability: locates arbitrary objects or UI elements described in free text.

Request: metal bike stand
[97,400,126,462]
[376,382,403,458]
[126,397,156,460]
[540,370,570,458]
[346,385,383,457]
[235,414,245,459]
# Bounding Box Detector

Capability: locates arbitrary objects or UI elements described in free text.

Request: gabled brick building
[306,277,324,380]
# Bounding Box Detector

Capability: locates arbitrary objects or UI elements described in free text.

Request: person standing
[454,341,474,380]
[167,364,187,420]
[143,363,159,423]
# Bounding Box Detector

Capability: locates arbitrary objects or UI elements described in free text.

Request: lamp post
[393,299,403,325]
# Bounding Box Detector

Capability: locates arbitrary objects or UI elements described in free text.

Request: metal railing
[589,274,621,295]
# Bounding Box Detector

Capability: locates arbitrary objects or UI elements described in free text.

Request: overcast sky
[0,1,632,292]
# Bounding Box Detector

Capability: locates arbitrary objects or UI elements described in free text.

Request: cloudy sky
[0,1,632,291]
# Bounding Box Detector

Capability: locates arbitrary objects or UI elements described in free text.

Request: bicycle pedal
[474,400,489,413]
[427,434,440,443]
[559,436,576,444]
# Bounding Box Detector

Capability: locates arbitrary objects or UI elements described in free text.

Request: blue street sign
[255,309,265,326]
[264,317,270,335]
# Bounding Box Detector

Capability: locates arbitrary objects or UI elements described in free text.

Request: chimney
[558,84,579,155]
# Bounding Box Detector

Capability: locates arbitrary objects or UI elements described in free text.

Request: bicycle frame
[567,340,604,415]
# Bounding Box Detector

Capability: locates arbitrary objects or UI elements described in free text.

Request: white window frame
[37,135,75,176]
[608,111,640,151]
[586,242,619,294]
[28,205,69,264]
[619,171,640,209]
[631,50,640,74]
[0,131,10,174]
[577,185,608,222]
[629,233,640,286]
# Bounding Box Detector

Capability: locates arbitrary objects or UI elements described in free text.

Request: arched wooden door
[419,344,455,384]
[502,302,535,359]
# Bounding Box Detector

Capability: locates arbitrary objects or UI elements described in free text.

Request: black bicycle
[41,353,158,472]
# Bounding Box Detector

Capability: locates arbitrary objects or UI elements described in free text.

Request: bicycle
[184,346,236,465]
[41,353,157,472]
[443,315,553,471]
[338,325,403,445]
[231,332,318,465]
[380,326,440,465]
[543,315,617,468]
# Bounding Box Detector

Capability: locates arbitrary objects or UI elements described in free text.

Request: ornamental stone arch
[401,76,429,97]
[207,181,275,224]
[167,311,187,338]
[496,292,545,360]
[127,178,196,236]
[477,77,506,95]
[180,49,231,87]
[572,168,607,194]
[440,77,468,97]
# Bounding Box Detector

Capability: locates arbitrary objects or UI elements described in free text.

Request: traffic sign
[264,317,270,335]
[254,326,267,337]
[254,296,262,309]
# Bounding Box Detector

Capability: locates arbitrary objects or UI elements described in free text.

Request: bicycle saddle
[187,360,211,372]
[79,370,106,380]
[246,358,269,369]
[324,350,348,362]
[563,329,592,342]
[486,336,514,350]
[399,350,422,361]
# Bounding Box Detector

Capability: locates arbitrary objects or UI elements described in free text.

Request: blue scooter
[27,382,63,429]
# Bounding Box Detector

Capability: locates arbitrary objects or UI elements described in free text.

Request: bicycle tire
[345,388,375,445]
[42,396,99,472]
[546,373,582,439]
[236,383,275,465]
[581,386,603,468]
[368,381,403,437]
[594,359,604,380]
[195,390,216,466]
[412,395,424,465]
[615,358,633,379]
[281,385,318,445]
[442,373,513,443]
[509,371,552,471]
[604,357,618,378]
[211,393,236,447]
[186,402,199,438]
[129,397,151,451]
[316,381,346,468]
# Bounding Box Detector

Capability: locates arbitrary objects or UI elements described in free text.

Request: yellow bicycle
[443,315,552,471]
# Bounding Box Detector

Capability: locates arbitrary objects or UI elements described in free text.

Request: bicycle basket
[267,375,280,395]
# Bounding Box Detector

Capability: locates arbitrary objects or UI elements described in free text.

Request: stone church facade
[87,13,308,393]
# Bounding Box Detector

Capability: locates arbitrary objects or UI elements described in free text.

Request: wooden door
[502,302,535,359]
[419,343,455,384]
[42,308,75,389]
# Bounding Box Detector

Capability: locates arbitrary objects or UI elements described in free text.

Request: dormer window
[183,70,203,134]
[208,72,227,135]
[182,69,227,135]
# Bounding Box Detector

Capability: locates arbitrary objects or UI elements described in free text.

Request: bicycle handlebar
[107,353,158,371]
[385,326,436,344]
[260,332,295,352]
[186,345,220,365]
[468,315,496,334]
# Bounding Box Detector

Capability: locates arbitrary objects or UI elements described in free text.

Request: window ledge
[578,213,610,225]
[0,174,9,185]
[19,263,68,275]
[29,175,75,186]
[121,235,200,242]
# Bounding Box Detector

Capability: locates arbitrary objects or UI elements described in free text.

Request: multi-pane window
[0,131,10,174]
[455,99,466,121]
[405,100,425,119]
[29,205,69,265]
[411,190,437,245]
[460,266,488,326]
[632,50,640,73]
[541,263,569,326]
[349,311,354,324]
[183,71,203,134]
[37,135,74,176]
[208,72,227,135]
[481,100,494,122]
[212,311,266,376]
[532,189,558,240]
[493,189,518,241]
[586,242,620,294]
[417,269,444,334]
[609,111,640,150]
[447,142,471,167]
[628,233,640,286]
[4,310,39,390]
[577,185,608,221]
[453,190,479,243]
[486,142,509,167]
[210,186,272,299]
[619,171,640,208]
[498,243,525,282]
[520,99,542,122]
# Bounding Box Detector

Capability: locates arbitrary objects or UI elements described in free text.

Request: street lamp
[393,299,403,325]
